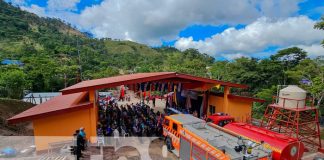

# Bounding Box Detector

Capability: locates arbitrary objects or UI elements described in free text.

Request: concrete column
[89,90,98,143]
[223,86,230,114]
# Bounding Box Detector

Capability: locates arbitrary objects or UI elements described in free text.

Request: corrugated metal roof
[1,59,24,66]
[61,72,248,94]
[24,92,61,98]
[8,92,91,124]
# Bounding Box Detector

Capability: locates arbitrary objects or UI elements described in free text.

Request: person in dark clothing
[79,127,86,151]
[106,125,113,136]
[152,96,156,107]
[75,130,83,160]
[97,100,164,138]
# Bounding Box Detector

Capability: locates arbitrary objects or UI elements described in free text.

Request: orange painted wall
[33,108,93,151]
[208,94,253,122]
[208,95,224,115]
[227,99,252,122]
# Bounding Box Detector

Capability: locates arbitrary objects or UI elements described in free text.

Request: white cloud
[257,0,301,18]
[78,0,301,45]
[297,44,324,58]
[21,4,46,17]
[174,16,323,58]
[47,0,80,11]
[11,0,322,60]
[221,53,248,60]
[19,0,81,26]
[6,0,25,6]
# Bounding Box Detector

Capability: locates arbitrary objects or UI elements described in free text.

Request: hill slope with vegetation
[0,0,323,118]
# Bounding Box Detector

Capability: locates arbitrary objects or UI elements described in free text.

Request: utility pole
[76,38,82,82]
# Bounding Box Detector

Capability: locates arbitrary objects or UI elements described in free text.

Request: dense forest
[0,0,323,118]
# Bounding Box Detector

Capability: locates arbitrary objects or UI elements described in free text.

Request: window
[209,105,216,114]
[172,123,178,132]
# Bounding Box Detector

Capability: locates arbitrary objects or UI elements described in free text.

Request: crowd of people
[97,100,164,138]
[71,94,164,159]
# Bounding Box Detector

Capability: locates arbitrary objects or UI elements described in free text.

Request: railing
[23,95,58,104]
[271,96,314,109]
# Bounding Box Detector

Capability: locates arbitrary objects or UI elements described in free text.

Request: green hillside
[0,0,322,119]
[0,0,213,97]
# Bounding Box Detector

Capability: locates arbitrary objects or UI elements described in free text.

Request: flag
[120,85,125,98]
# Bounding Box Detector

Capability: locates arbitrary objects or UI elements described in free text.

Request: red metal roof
[8,92,92,124]
[61,72,248,94]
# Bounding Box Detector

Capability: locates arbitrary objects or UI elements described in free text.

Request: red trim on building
[176,73,248,89]
[61,72,248,94]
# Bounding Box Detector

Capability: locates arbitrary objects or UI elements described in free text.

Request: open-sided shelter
[8,72,263,151]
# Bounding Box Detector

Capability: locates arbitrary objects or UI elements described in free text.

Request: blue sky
[7,0,324,60]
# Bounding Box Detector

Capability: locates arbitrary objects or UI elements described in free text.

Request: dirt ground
[0,98,34,136]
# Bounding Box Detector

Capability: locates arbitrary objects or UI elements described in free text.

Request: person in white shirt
[113,127,120,147]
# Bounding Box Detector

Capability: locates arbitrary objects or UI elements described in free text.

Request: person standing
[75,130,83,160]
[79,127,86,138]
[146,96,150,104]
[113,127,120,147]
[152,96,156,107]
[79,127,86,151]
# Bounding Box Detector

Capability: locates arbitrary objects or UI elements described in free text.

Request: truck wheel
[165,137,173,151]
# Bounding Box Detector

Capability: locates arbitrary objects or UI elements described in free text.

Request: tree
[315,17,324,47]
[286,57,324,107]
[0,69,28,99]
[225,57,261,93]
[271,47,307,68]
[257,59,285,87]
[57,65,79,88]
[270,47,307,85]
[89,67,119,79]
[210,61,230,80]
[253,86,277,118]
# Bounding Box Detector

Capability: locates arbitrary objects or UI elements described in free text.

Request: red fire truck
[207,113,305,159]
